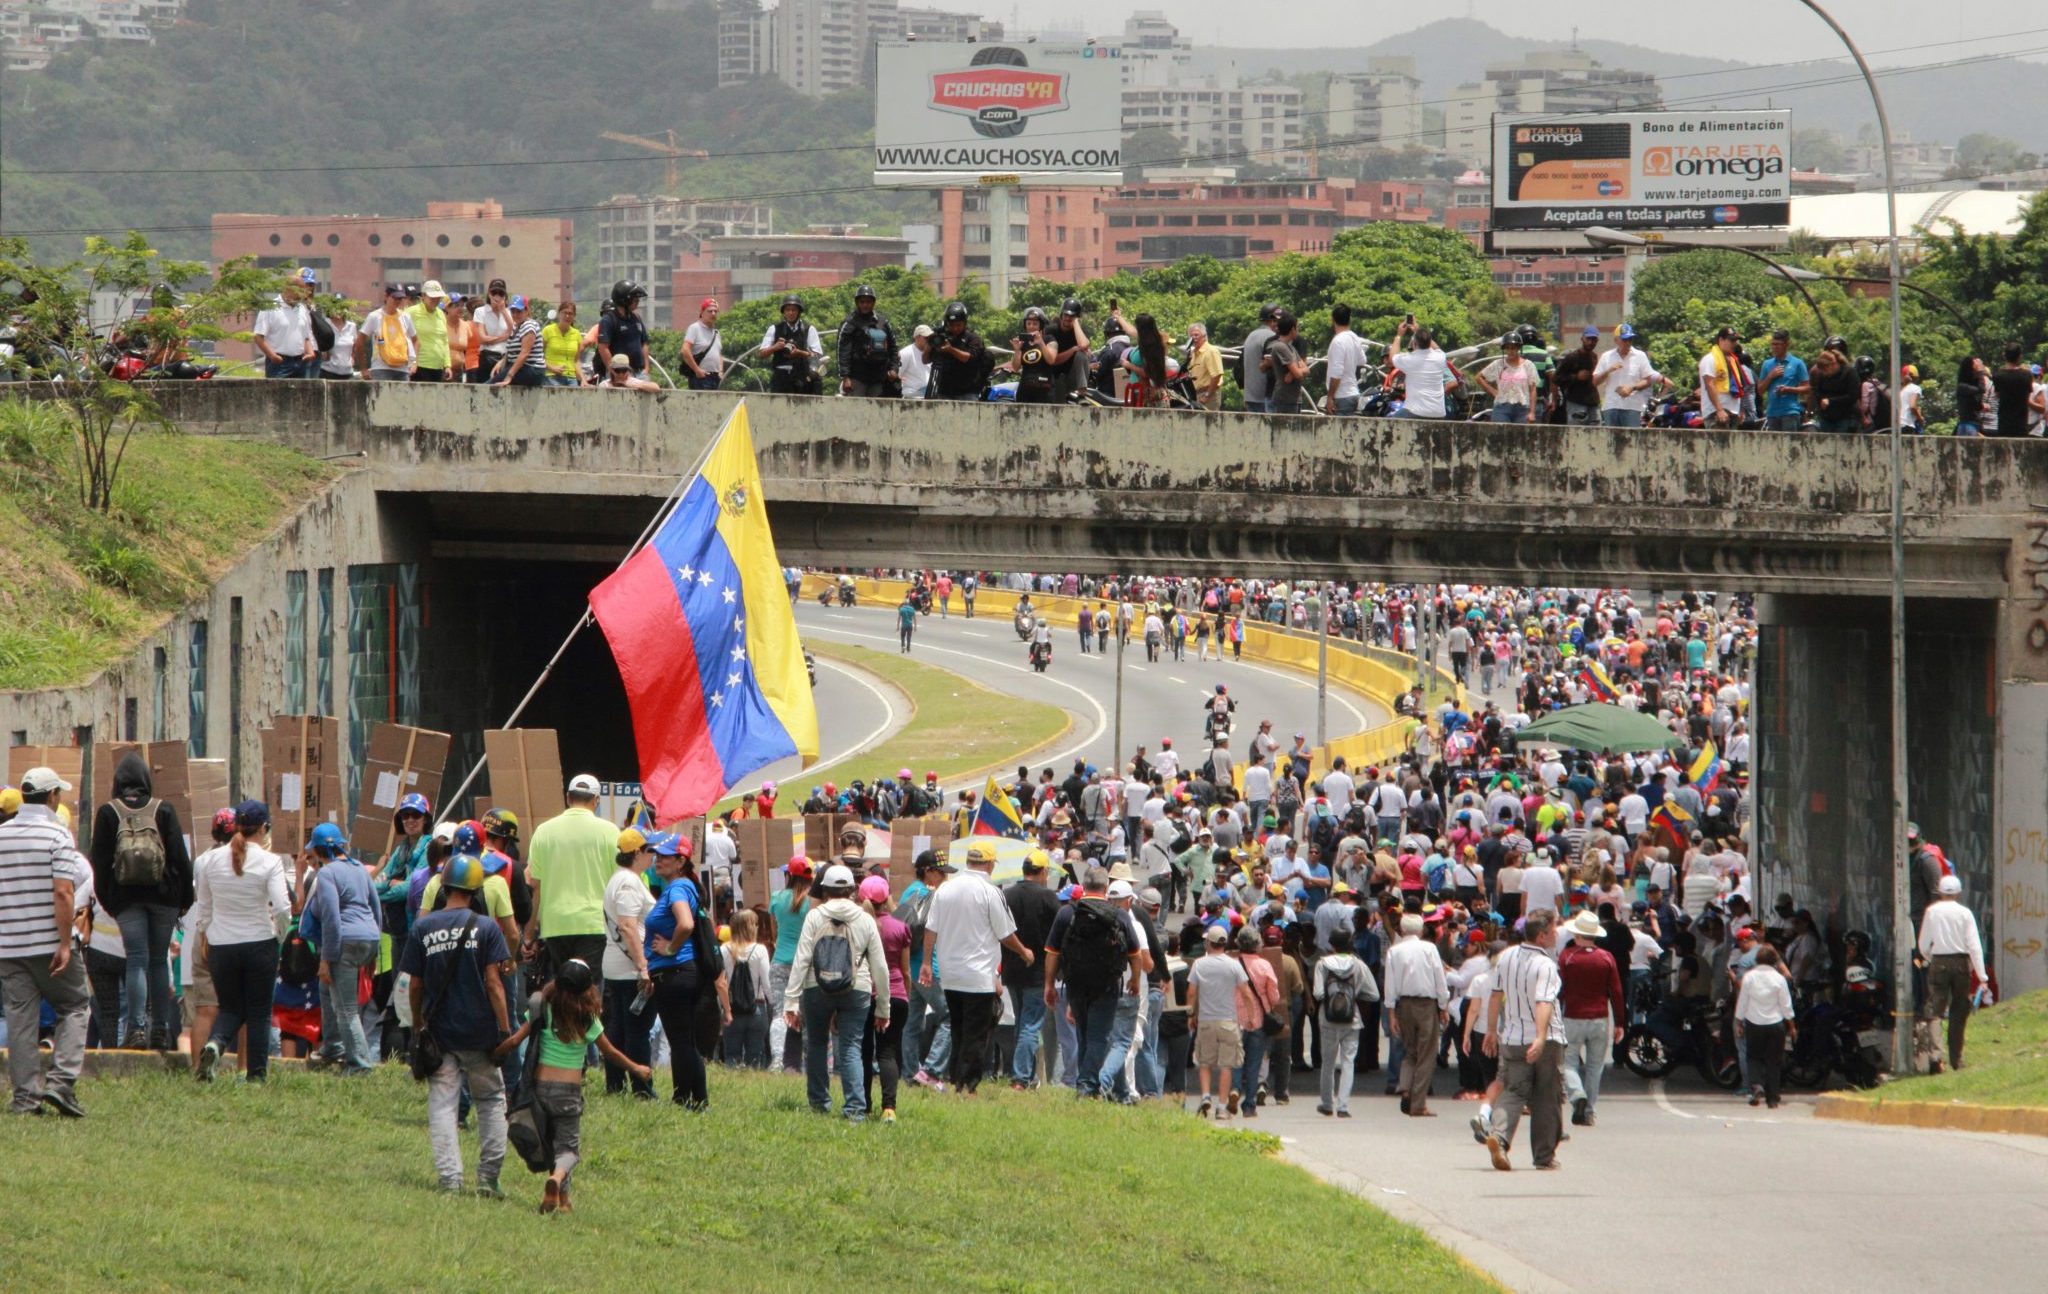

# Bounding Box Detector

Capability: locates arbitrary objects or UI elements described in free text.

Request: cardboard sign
[481,729,565,835]
[888,816,954,889]
[730,817,795,910]
[187,759,230,852]
[7,743,86,794]
[350,723,451,860]
[260,716,342,854]
[803,813,860,862]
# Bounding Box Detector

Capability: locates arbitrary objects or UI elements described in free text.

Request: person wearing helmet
[378,793,433,946]
[1593,324,1667,428]
[480,808,534,935]
[836,283,900,397]
[783,862,889,1120]
[399,852,514,1194]
[597,280,649,379]
[1048,296,1091,402]
[1009,306,1060,404]
[759,295,823,395]
[1756,329,1811,432]
[927,302,989,400]
[191,801,296,1085]
[1856,353,1894,433]
[303,821,381,1074]
[1476,331,1536,424]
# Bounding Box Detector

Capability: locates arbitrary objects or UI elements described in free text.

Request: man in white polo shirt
[922,839,1032,1094]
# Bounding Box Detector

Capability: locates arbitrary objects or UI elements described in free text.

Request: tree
[0,233,284,511]
[1791,128,1845,173]
[1120,128,1185,171]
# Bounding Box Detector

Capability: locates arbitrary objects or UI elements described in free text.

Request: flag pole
[441,403,744,815]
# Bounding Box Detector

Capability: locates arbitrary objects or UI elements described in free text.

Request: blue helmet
[308,822,349,856]
[452,823,483,856]
[396,792,431,819]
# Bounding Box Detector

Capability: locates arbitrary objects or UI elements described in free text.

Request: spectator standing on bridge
[1186,323,1224,410]
[1811,347,1860,433]
[357,285,416,382]
[1477,336,1537,424]
[680,298,724,390]
[490,296,548,389]
[1263,311,1309,415]
[1698,327,1749,429]
[253,276,317,379]
[1240,304,1279,414]
[898,324,933,400]
[1593,326,1664,428]
[926,303,988,401]
[540,301,583,386]
[1324,305,1367,416]
[1992,342,2037,438]
[1552,327,1603,425]
[597,281,649,380]
[1756,330,1810,431]
[407,281,454,382]
[837,284,900,397]
[1389,320,1460,420]
[1916,874,1986,1073]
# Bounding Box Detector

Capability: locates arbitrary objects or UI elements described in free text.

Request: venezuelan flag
[971,774,1029,838]
[1650,800,1694,852]
[1576,657,1619,703]
[1685,741,1723,795]
[589,403,818,820]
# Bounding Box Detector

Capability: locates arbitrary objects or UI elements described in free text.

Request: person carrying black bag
[400,855,513,1197]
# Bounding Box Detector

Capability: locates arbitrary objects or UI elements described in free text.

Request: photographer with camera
[1048,297,1090,403]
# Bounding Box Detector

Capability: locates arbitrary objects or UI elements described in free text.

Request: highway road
[792,600,1389,795]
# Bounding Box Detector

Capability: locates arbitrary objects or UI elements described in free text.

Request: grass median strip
[713,640,1069,813]
[1848,987,2048,1109]
[0,1065,1497,1292]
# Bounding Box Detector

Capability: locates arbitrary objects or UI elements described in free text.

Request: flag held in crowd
[1575,657,1618,703]
[1685,740,1723,794]
[970,775,1028,838]
[1651,799,1695,852]
[589,403,819,821]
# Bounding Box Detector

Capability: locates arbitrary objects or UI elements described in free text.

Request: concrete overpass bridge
[57,384,2048,991]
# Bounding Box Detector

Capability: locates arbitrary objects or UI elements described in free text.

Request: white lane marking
[805,625,1110,794]
[1168,675,1186,684]
[805,658,900,774]
[1649,1078,1783,1125]
[960,630,988,638]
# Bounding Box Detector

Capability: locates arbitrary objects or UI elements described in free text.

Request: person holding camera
[760,295,822,395]
[1048,297,1090,402]
[1389,317,1462,420]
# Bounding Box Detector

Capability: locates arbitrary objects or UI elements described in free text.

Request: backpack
[307,303,335,353]
[1324,960,1360,1025]
[1059,899,1127,999]
[110,797,167,888]
[729,949,758,1016]
[279,920,321,986]
[373,311,410,368]
[813,914,857,995]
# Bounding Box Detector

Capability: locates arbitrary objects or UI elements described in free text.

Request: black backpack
[729,950,758,1016]
[1059,899,1126,999]
[279,920,320,986]
[813,913,857,995]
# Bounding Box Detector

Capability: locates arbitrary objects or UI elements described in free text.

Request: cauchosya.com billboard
[874,41,1122,183]
[1490,111,1791,231]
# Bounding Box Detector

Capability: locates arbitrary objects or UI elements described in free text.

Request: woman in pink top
[862,875,911,1124]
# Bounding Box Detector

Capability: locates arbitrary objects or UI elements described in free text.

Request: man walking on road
[1557,909,1624,1127]
[0,767,92,1118]
[1383,913,1448,1116]
[922,840,1031,1094]
[1484,907,1566,1171]
[898,593,917,653]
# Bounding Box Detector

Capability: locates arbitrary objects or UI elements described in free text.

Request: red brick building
[671,232,911,306]
[210,200,571,307]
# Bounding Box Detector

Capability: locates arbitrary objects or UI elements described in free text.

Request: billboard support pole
[988,182,1014,309]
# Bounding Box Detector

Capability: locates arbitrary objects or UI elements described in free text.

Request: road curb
[1814,1093,2048,1137]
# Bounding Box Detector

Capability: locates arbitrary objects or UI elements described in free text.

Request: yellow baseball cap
[618,827,648,853]
[0,787,19,815]
[966,840,997,864]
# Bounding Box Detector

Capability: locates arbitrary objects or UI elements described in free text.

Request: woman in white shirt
[1733,945,1796,1109]
[189,801,294,1083]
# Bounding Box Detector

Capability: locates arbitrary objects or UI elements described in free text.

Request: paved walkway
[1264,1068,2048,1293]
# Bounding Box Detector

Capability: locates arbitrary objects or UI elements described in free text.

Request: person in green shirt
[541,301,584,387]
[492,958,648,1214]
[525,775,618,981]
[768,857,814,1073]
[405,281,454,381]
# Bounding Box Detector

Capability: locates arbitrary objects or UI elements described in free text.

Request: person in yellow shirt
[1185,322,1224,410]
[542,301,584,386]
[405,281,454,381]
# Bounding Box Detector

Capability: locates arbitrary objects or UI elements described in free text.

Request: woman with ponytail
[188,800,294,1083]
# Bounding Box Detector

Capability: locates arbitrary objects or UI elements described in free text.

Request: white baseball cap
[1107,879,1136,900]
[432,820,459,845]
[1937,874,1962,896]
[18,766,71,794]
[567,773,601,797]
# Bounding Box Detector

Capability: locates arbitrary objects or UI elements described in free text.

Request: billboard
[874,42,1123,186]
[1490,111,1791,232]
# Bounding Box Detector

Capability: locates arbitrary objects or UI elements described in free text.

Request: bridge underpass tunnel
[1753,594,1997,987]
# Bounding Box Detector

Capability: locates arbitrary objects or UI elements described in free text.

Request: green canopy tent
[1512,703,1684,754]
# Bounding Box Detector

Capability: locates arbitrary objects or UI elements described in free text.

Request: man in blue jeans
[1003,850,1060,1089]
[253,276,317,378]
[1095,880,1150,1102]
[303,823,382,1074]
[1042,867,1145,1099]
[1135,888,1170,1096]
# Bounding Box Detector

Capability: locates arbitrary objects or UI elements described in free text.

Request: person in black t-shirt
[1009,307,1059,404]
[1553,327,1602,424]
[597,281,649,376]
[1991,342,2038,438]
[928,303,989,400]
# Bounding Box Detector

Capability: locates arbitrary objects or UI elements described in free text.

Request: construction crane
[597,129,710,194]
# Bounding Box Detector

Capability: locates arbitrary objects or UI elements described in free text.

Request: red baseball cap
[699,297,719,311]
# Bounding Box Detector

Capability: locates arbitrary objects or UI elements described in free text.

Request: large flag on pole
[589,403,818,820]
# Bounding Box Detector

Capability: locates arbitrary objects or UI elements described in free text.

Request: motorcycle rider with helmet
[927,302,989,400]
[597,279,649,379]
[760,295,823,395]
[1009,306,1060,404]
[836,283,900,397]
[1047,296,1090,402]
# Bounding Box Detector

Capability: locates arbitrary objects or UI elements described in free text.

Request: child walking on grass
[492,958,649,1214]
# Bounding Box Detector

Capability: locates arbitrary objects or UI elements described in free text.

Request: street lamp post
[1794,0,1913,1076]
[1581,226,1835,334]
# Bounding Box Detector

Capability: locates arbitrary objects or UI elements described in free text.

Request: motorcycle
[1014,609,1036,641]
[103,343,216,382]
[1029,638,1051,672]
[1784,969,1891,1090]
[1621,997,1743,1089]
[817,585,835,607]
[805,649,817,689]
[1203,709,1232,742]
[836,581,856,608]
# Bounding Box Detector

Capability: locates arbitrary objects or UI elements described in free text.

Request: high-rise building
[1328,57,1423,153]
[720,0,998,97]
[1122,74,1307,172]
[717,0,772,87]
[594,195,776,327]
[1119,9,1191,87]
[1444,50,1661,166]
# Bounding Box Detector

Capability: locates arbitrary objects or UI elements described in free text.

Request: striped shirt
[0,804,85,958]
[1492,942,1566,1047]
[510,319,546,370]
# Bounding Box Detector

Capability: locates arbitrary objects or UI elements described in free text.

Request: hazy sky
[984,0,2046,66]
